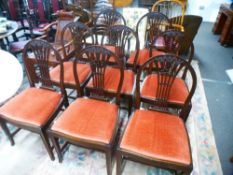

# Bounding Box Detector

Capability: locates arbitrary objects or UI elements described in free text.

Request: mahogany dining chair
[0,39,68,160]
[117,54,197,175]
[48,46,124,175]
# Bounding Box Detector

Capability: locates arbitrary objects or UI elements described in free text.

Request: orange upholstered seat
[120,109,191,166]
[0,88,62,126]
[141,74,188,104]
[51,98,118,144]
[127,48,164,66]
[50,62,91,85]
[87,67,135,95]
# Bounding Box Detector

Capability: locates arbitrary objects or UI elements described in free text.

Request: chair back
[23,39,65,94]
[61,21,94,59]
[93,9,126,44]
[104,25,139,66]
[27,0,47,23]
[54,11,75,43]
[77,46,124,104]
[159,30,184,54]
[51,0,61,13]
[152,0,185,31]
[136,54,197,117]
[7,0,19,20]
[136,12,171,50]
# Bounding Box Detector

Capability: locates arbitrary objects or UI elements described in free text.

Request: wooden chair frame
[47,45,124,175]
[0,40,68,161]
[93,8,126,44]
[152,0,186,31]
[101,24,139,115]
[128,12,171,70]
[116,54,197,175]
[59,21,95,96]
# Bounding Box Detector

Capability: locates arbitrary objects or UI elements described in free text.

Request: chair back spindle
[77,46,124,104]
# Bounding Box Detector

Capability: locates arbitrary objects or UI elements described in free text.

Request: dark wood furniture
[127,12,171,70]
[116,54,197,175]
[48,46,123,175]
[212,3,233,46]
[139,54,197,121]
[50,21,94,97]
[93,8,126,44]
[0,40,68,161]
[97,25,139,115]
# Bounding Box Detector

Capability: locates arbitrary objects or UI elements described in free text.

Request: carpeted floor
[0,7,227,175]
[0,61,223,175]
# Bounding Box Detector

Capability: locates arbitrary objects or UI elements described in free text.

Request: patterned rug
[0,60,222,175]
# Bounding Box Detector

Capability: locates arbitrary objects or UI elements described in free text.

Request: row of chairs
[22,10,194,118]
[0,8,196,175]
[0,37,196,174]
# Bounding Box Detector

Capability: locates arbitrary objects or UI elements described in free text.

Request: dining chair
[38,10,75,61]
[157,30,195,79]
[47,45,123,175]
[98,24,139,115]
[93,8,126,44]
[126,12,171,70]
[151,0,186,31]
[27,0,49,27]
[0,39,68,161]
[156,29,185,54]
[116,54,197,175]
[50,21,94,97]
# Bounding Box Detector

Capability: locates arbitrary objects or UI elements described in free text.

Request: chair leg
[128,97,132,117]
[50,136,63,163]
[0,120,15,145]
[40,130,55,161]
[183,103,192,122]
[116,151,123,175]
[106,149,112,175]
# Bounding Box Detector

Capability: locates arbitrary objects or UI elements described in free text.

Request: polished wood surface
[212,3,233,45]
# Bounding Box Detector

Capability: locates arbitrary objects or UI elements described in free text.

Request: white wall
[186,0,231,22]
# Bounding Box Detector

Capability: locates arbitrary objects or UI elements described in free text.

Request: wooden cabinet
[212,4,233,46]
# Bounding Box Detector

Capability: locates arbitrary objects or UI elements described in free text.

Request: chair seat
[120,109,191,166]
[50,62,91,86]
[127,48,164,66]
[51,98,118,144]
[141,74,188,105]
[9,40,30,53]
[87,67,135,95]
[103,45,122,63]
[0,88,62,127]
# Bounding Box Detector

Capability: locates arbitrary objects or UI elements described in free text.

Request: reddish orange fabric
[87,67,135,95]
[103,45,121,63]
[0,88,62,126]
[120,109,191,166]
[50,62,90,85]
[51,98,118,144]
[127,48,164,65]
[141,74,188,104]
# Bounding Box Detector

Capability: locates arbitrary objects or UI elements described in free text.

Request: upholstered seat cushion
[0,88,62,126]
[51,98,118,144]
[50,62,91,85]
[120,109,191,166]
[9,40,29,53]
[87,67,135,95]
[127,48,164,66]
[141,74,188,105]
